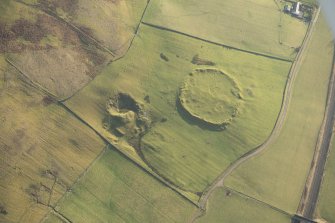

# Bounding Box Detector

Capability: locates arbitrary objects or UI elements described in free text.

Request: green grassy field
[143,0,308,60]
[317,134,335,222]
[0,56,105,223]
[196,187,292,223]
[225,16,334,213]
[64,23,291,194]
[43,148,197,223]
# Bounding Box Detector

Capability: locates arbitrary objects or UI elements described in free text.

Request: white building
[291,2,303,18]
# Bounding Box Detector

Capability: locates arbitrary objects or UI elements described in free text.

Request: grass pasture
[317,135,335,222]
[64,24,291,193]
[225,16,334,213]
[0,56,105,223]
[43,148,197,223]
[196,187,292,223]
[144,0,309,60]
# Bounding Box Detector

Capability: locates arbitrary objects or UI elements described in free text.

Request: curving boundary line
[190,7,321,223]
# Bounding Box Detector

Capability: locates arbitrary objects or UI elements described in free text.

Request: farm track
[141,22,294,63]
[190,7,321,223]
[297,45,335,220]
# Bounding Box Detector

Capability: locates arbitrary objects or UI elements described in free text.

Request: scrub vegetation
[1,0,111,99]
[21,0,148,56]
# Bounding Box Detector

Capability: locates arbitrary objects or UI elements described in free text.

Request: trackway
[190,7,321,222]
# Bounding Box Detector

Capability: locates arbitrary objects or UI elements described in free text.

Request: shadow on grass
[175,96,227,132]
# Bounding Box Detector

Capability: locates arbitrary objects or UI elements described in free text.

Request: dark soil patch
[0,19,49,53]
[36,14,78,46]
[160,53,169,62]
[191,54,215,66]
[42,95,56,106]
[68,138,79,147]
[0,23,15,41]
[160,117,168,123]
[11,19,46,43]
[38,0,78,15]
[0,205,7,215]
[9,13,108,83]
[37,14,108,68]
[110,93,142,113]
[144,95,150,103]
[85,46,107,69]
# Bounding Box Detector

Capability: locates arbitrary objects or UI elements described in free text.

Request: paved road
[190,8,321,222]
[298,45,335,220]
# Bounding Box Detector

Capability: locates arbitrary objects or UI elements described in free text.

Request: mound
[179,68,243,129]
[104,93,151,143]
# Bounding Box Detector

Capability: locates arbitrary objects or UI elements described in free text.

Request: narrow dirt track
[298,46,335,220]
[190,7,321,222]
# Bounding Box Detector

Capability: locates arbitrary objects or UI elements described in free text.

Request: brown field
[0,56,105,223]
[1,1,112,100]
[21,0,148,57]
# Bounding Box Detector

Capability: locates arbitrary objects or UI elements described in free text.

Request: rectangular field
[225,16,334,213]
[43,148,197,223]
[197,187,292,223]
[144,0,309,60]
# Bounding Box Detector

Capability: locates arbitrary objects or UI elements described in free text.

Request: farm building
[292,2,303,18]
[284,4,292,13]
[284,1,303,19]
